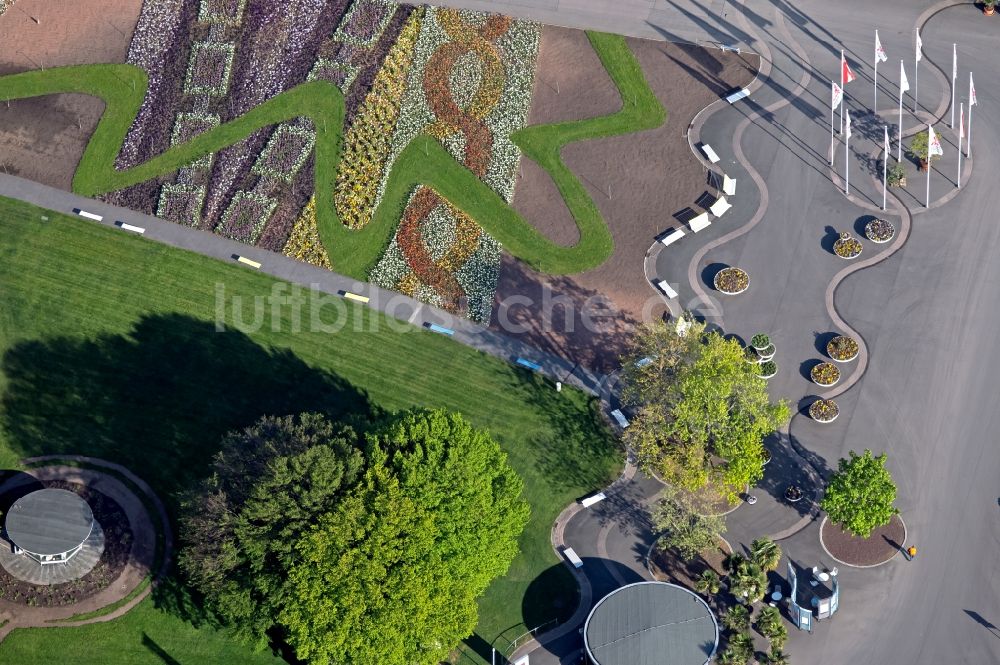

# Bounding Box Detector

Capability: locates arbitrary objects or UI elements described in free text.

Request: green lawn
[0,32,663,278]
[0,197,621,663]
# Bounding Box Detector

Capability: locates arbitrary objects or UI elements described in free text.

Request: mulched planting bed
[0,480,133,606]
[649,536,731,588]
[497,27,758,371]
[821,514,904,567]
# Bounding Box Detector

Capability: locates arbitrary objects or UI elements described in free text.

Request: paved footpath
[0,174,602,396]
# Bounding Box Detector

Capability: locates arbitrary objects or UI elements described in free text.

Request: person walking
[906,545,917,560]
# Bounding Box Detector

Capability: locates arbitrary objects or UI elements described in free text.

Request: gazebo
[5,488,95,565]
[584,581,719,665]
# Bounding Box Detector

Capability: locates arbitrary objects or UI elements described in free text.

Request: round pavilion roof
[5,489,95,557]
[584,581,719,665]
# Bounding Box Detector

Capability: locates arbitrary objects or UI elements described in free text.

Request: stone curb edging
[817,514,908,569]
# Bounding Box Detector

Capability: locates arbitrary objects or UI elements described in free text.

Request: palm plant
[729,559,768,604]
[722,604,750,631]
[756,605,782,636]
[728,632,755,662]
[750,537,782,572]
[764,647,791,665]
[695,569,721,601]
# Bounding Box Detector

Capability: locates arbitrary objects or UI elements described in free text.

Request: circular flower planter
[757,361,777,379]
[750,333,770,351]
[809,398,840,423]
[826,335,859,363]
[811,362,841,387]
[744,347,761,364]
[714,267,749,295]
[865,218,895,244]
[757,344,776,361]
[785,485,803,503]
[833,232,863,259]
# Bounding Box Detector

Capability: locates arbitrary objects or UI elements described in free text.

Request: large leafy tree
[278,409,530,665]
[621,318,789,498]
[822,449,899,538]
[651,484,725,561]
[180,409,529,665]
[178,412,366,645]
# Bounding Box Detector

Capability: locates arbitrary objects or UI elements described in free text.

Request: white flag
[900,63,910,93]
[832,81,843,110]
[928,125,943,157]
[960,107,965,139]
[875,30,888,63]
[916,33,923,62]
[970,74,977,106]
[884,125,889,151]
[952,44,957,80]
[846,109,852,139]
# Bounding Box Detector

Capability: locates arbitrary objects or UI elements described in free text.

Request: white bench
[723,174,736,196]
[709,197,732,218]
[236,256,262,269]
[701,144,721,163]
[343,292,370,303]
[580,492,606,508]
[688,212,711,233]
[659,227,685,246]
[120,223,146,234]
[563,547,584,569]
[656,280,678,299]
[610,409,630,428]
[76,209,103,221]
[635,356,654,368]
[726,88,751,104]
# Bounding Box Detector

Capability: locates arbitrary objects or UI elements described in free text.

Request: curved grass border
[0,32,663,279]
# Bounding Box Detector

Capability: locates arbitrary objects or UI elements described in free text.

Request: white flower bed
[198,0,248,26]
[332,0,395,48]
[251,121,317,182]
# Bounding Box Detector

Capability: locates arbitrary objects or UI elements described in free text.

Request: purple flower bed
[198,0,247,25]
[252,124,315,181]
[336,0,393,46]
[157,183,207,225]
[184,42,235,95]
[219,191,277,243]
[256,153,315,251]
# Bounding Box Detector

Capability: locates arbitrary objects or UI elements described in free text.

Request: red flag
[842,55,857,84]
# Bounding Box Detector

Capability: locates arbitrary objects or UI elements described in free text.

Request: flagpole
[925,124,931,208]
[898,60,904,163]
[830,83,835,166]
[914,36,920,113]
[958,103,963,188]
[950,44,956,128]
[845,112,850,195]
[874,31,879,110]
[840,50,845,134]
[967,73,974,158]
[883,127,889,209]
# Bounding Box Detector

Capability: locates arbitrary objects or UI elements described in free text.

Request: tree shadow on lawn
[0,312,376,506]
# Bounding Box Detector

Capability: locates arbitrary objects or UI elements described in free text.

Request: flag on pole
[876,31,888,63]
[928,125,943,157]
[970,74,977,106]
[900,64,910,93]
[960,107,965,140]
[846,109,852,138]
[842,54,857,84]
[916,32,923,62]
[952,44,957,80]
[832,81,843,110]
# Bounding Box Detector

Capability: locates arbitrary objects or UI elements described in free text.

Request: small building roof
[5,488,94,556]
[584,581,719,665]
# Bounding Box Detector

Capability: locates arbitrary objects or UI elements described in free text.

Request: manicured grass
[0,197,621,662]
[0,32,663,277]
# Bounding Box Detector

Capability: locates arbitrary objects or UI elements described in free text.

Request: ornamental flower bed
[184,42,236,96]
[827,335,859,362]
[865,218,895,243]
[334,0,395,47]
[283,197,332,269]
[811,362,841,387]
[252,123,317,182]
[833,232,862,259]
[757,361,777,379]
[809,398,840,423]
[713,267,749,294]
[198,0,248,26]
[157,183,207,225]
[219,191,278,244]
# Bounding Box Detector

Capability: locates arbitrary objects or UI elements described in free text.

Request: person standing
[906,545,917,560]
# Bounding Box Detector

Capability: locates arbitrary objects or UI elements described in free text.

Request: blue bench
[427,323,455,336]
[515,358,542,371]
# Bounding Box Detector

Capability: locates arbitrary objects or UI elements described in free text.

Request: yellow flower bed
[282,197,332,269]
[334,10,423,229]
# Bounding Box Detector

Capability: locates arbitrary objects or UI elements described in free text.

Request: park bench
[700,144,721,163]
[427,323,455,335]
[562,547,584,569]
[235,255,262,269]
[659,227,685,246]
[74,209,103,221]
[515,357,542,371]
[610,409,630,428]
[343,292,370,303]
[656,280,678,299]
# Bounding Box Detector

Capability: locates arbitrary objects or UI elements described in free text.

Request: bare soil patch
[496,27,758,372]
[0,0,142,188]
[649,535,731,589]
[821,514,904,567]
[0,480,132,606]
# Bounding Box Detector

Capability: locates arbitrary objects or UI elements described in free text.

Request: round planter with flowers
[714,267,750,295]
[833,232,863,259]
[809,398,840,423]
[865,218,895,244]
[826,335,860,363]
[811,362,841,387]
